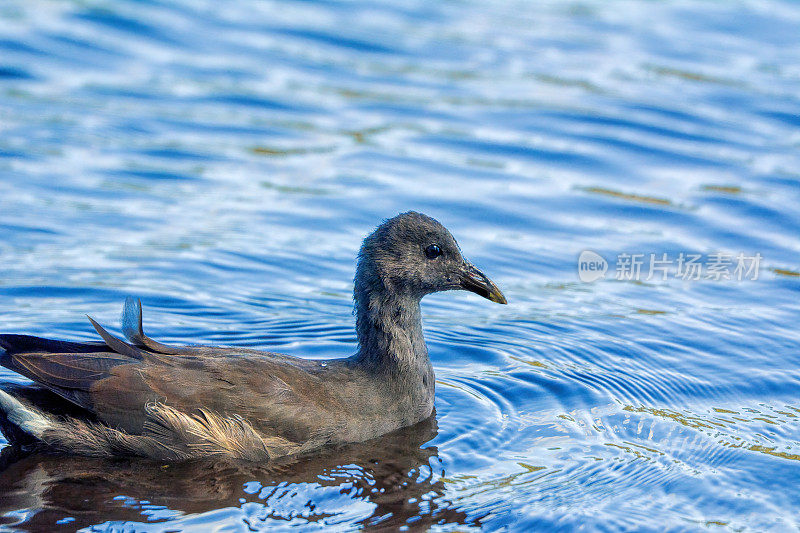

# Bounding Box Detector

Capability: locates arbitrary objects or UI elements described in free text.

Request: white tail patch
[0,390,51,439]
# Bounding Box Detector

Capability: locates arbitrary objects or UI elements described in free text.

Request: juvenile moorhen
[0,212,506,461]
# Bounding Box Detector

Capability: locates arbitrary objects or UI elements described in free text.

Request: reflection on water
[1,0,800,530]
[0,416,478,531]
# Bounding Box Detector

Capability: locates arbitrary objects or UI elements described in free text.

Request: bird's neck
[350,266,436,425]
[353,288,430,375]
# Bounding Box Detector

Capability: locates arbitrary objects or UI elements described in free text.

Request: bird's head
[355,211,507,304]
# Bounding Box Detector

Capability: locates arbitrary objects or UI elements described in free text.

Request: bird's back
[0,302,354,460]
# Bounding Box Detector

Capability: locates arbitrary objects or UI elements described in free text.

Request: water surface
[0,0,799,531]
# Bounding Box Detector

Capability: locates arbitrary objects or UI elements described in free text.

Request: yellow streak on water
[702,185,743,194]
[449,462,549,494]
[645,64,745,87]
[582,186,673,206]
[746,445,800,462]
[508,355,549,369]
[623,405,724,430]
[250,145,335,156]
[772,268,800,277]
[625,405,800,463]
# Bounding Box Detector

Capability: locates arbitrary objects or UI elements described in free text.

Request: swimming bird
[0,212,506,461]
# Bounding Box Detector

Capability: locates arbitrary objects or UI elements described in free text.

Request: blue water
[0,0,799,530]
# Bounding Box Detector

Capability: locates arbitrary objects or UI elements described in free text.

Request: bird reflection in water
[0,412,479,531]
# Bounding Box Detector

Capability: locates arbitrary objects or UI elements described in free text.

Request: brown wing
[0,316,146,410]
[1,301,345,444]
[89,350,345,443]
[0,299,197,412]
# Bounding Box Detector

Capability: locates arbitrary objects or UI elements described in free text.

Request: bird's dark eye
[425,244,442,259]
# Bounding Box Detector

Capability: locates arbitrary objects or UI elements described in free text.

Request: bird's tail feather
[0,389,52,440]
[0,389,152,456]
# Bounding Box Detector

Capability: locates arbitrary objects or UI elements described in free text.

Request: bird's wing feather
[0,310,153,411]
[0,334,108,355]
[11,352,133,390]
[1,300,345,449]
[121,297,201,355]
[90,353,344,443]
[0,299,193,406]
[0,331,138,411]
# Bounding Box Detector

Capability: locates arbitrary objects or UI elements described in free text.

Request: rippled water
[0,0,799,531]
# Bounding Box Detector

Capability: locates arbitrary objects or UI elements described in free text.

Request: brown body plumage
[0,212,506,461]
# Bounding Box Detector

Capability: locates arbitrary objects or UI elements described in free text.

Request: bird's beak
[459,263,507,304]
